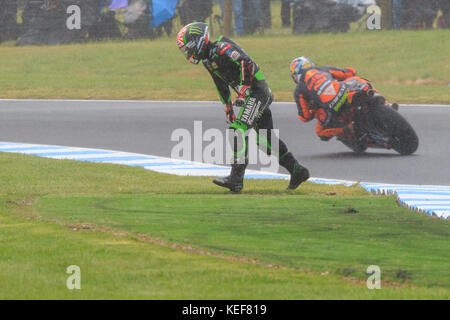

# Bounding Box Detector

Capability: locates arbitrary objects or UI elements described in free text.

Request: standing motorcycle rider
[176,22,309,193]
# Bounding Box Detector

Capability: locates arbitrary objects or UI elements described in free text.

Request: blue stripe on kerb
[35,150,112,157]
[138,162,198,167]
[401,199,450,202]
[245,174,288,179]
[71,156,152,162]
[396,191,450,196]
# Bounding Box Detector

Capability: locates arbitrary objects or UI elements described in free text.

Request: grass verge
[0,152,449,299]
[0,30,448,104]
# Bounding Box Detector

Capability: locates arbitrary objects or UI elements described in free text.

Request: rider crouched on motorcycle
[290,57,398,144]
[290,56,360,142]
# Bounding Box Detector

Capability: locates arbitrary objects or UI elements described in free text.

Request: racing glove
[224,103,236,125]
[316,108,334,128]
[346,67,356,77]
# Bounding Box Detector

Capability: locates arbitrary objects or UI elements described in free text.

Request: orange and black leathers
[294,66,356,140]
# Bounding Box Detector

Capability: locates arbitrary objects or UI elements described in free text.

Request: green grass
[35,194,450,288]
[0,23,448,103]
[0,1,448,103]
[0,152,449,299]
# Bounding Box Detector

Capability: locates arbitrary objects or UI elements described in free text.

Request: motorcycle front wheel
[371,105,419,155]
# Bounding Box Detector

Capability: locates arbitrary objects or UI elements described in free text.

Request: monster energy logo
[189,25,203,35]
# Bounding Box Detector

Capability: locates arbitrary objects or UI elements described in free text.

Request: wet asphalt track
[1,99,449,185]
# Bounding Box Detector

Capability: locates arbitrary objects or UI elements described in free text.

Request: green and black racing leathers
[202,36,309,190]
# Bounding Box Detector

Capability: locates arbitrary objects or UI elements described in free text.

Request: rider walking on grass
[176,22,309,193]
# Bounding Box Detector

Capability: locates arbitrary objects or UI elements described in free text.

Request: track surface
[1,100,449,185]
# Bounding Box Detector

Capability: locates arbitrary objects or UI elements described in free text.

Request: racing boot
[213,163,246,194]
[279,152,310,190]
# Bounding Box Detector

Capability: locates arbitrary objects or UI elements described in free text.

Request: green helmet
[176,22,210,65]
